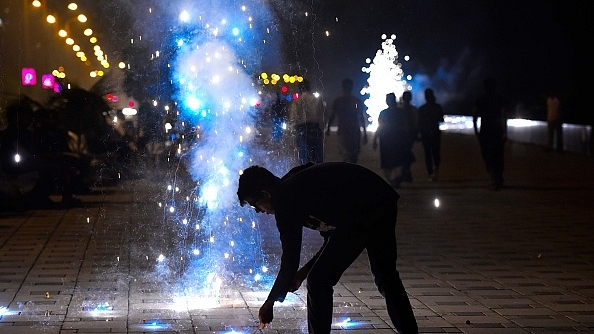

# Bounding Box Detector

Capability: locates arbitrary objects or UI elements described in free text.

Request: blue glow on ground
[142,320,171,330]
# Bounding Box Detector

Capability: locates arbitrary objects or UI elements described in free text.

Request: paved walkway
[1,132,593,333]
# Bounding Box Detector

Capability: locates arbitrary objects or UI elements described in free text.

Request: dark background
[81,0,591,124]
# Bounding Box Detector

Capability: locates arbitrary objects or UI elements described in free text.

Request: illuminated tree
[361,34,409,130]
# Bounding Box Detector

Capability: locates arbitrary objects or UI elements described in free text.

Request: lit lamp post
[48,13,88,83]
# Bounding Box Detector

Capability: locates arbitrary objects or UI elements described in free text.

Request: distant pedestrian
[373,93,416,188]
[472,77,510,190]
[0,98,80,207]
[546,90,563,153]
[288,80,325,165]
[399,91,418,183]
[418,88,445,181]
[326,78,368,163]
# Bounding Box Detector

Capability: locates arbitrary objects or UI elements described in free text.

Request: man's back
[475,92,508,135]
[332,94,364,135]
[418,102,444,135]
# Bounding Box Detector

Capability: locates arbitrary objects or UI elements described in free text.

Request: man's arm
[288,232,329,291]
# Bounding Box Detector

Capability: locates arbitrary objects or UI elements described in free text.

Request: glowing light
[434,198,440,208]
[142,320,170,330]
[157,254,165,262]
[41,74,55,89]
[21,68,36,86]
[179,10,190,22]
[122,108,137,116]
[14,154,21,163]
[90,303,113,313]
[186,97,201,111]
[0,307,17,316]
[508,118,540,127]
[335,317,363,329]
[361,34,408,131]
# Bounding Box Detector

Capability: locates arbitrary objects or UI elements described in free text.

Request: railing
[441,115,593,155]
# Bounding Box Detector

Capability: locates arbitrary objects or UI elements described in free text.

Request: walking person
[373,93,417,188]
[546,90,563,153]
[399,91,418,183]
[326,78,368,163]
[472,77,510,190]
[237,162,418,334]
[288,79,325,165]
[418,88,445,181]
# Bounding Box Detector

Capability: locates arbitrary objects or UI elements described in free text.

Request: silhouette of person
[546,90,563,152]
[33,107,91,194]
[326,78,368,163]
[372,93,416,188]
[418,88,445,181]
[237,162,418,334]
[472,77,510,190]
[0,98,80,207]
[288,79,325,165]
[399,91,418,183]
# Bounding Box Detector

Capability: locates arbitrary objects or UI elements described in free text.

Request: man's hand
[258,299,274,329]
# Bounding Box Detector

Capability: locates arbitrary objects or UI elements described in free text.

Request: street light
[57,14,87,38]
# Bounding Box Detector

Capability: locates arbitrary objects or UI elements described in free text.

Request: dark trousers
[479,135,505,186]
[547,120,563,151]
[421,132,441,176]
[305,203,418,334]
[338,132,361,163]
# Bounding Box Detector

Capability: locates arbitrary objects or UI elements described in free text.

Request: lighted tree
[361,34,409,131]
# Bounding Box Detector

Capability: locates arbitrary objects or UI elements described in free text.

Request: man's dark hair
[237,165,279,206]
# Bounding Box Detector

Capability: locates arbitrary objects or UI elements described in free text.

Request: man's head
[386,93,397,107]
[237,165,280,214]
[424,88,436,103]
[402,91,412,104]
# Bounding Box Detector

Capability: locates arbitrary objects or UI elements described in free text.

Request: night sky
[307,0,587,122]
[82,0,590,123]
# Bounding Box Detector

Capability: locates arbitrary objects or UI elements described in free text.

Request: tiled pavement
[1,131,593,333]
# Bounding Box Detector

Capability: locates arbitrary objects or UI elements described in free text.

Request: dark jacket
[267,162,399,302]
